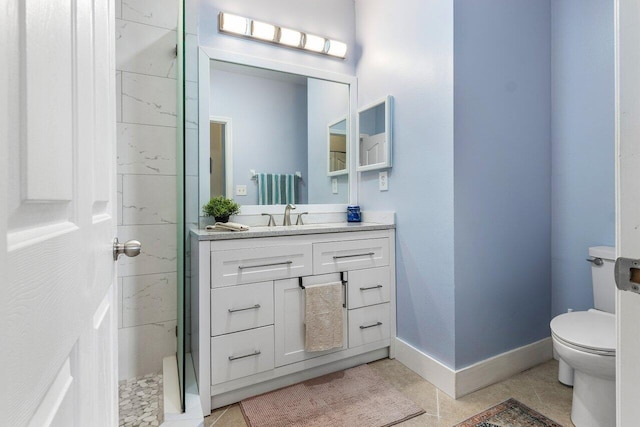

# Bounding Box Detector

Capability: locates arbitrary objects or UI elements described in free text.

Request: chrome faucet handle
[261,213,276,227]
[296,212,309,225]
[283,204,296,226]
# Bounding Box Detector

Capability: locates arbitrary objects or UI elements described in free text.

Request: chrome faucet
[283,204,296,226]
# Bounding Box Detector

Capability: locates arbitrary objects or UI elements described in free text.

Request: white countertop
[190,222,395,241]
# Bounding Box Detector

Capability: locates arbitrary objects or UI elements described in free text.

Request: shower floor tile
[119,371,164,427]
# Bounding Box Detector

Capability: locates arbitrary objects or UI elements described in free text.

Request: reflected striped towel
[257,173,299,205]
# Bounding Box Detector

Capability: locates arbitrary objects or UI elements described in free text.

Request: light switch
[332,178,338,194]
[236,185,247,196]
[379,171,388,191]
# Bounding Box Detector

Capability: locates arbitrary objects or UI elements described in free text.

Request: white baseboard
[455,337,553,397]
[394,337,553,399]
[394,338,456,397]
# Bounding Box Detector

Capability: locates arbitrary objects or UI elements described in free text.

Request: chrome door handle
[113,238,142,261]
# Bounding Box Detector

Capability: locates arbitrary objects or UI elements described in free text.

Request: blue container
[347,205,361,222]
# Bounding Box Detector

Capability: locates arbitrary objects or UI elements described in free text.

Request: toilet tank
[589,246,616,314]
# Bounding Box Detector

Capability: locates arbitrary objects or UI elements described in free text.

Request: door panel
[1,0,118,425]
[616,1,640,425]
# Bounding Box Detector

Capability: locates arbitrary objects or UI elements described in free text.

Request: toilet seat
[550,310,615,355]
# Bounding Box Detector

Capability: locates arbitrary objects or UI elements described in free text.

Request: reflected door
[210,121,226,197]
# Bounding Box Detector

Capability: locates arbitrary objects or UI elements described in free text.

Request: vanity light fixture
[327,40,348,58]
[278,27,303,48]
[303,34,326,53]
[218,12,347,59]
[218,13,248,35]
[251,20,276,41]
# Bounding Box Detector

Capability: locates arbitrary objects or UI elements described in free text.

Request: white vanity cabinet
[191,225,396,414]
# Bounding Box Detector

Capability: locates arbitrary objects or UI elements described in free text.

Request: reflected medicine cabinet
[356,95,393,172]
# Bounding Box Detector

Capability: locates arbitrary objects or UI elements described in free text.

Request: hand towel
[205,222,249,232]
[257,173,299,205]
[304,281,343,352]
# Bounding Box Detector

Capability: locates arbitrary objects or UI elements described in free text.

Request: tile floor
[203,359,574,427]
[118,372,164,427]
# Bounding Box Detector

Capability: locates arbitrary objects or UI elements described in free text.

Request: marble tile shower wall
[115,0,179,380]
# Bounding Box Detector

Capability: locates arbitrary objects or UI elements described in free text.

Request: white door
[1,0,121,425]
[616,0,640,425]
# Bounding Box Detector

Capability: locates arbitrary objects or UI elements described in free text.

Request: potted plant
[202,196,240,223]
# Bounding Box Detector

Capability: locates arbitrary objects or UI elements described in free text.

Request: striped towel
[257,173,299,205]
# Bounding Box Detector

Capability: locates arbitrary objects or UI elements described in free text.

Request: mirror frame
[356,95,393,172]
[327,116,348,177]
[198,47,358,211]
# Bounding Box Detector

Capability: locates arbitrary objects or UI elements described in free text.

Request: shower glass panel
[176,0,186,410]
[178,0,200,412]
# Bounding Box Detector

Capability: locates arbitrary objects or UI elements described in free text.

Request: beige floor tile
[369,358,439,416]
[200,359,573,427]
[204,404,247,427]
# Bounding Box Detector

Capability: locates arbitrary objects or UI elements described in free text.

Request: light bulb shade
[303,34,326,52]
[278,27,302,47]
[327,40,348,58]
[251,20,276,41]
[219,12,248,35]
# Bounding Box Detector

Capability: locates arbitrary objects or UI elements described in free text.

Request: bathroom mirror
[357,95,393,172]
[202,58,352,207]
[327,117,348,176]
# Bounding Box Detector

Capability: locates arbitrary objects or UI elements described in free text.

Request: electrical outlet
[379,171,388,191]
[332,178,338,194]
[236,185,247,196]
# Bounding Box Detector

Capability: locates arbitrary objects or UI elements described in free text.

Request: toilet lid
[550,310,615,353]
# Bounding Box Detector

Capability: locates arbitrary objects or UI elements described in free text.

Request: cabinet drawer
[348,303,390,348]
[347,267,391,309]
[313,238,389,274]
[211,326,274,385]
[211,244,312,287]
[211,282,274,336]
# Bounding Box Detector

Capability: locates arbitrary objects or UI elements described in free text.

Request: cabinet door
[274,277,346,367]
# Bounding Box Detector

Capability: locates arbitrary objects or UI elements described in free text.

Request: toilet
[550,246,616,427]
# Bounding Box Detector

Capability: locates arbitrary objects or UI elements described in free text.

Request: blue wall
[210,68,309,204]
[356,0,456,367]
[550,0,615,316]
[453,0,552,368]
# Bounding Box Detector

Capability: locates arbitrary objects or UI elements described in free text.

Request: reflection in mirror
[357,96,393,171]
[206,60,350,206]
[328,118,347,176]
[209,118,228,198]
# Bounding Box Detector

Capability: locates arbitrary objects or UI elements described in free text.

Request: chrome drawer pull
[238,260,293,270]
[359,285,383,291]
[228,304,261,313]
[360,321,383,330]
[333,252,375,260]
[228,350,261,361]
